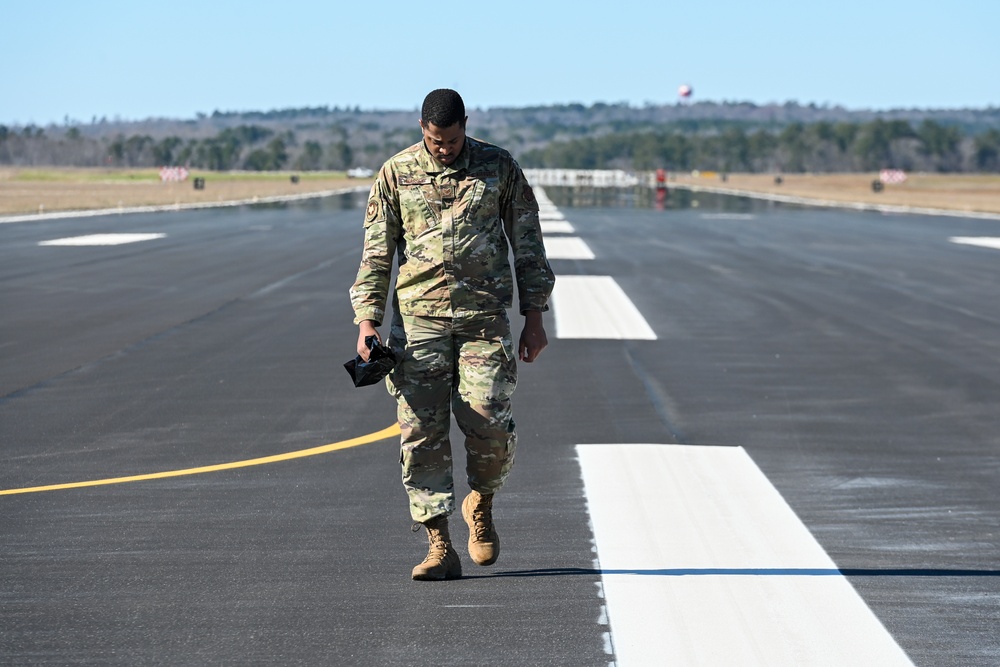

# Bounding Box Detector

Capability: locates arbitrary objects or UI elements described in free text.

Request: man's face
[420,118,467,166]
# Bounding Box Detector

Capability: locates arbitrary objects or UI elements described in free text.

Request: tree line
[519,120,1000,173]
[1,118,998,173]
[0,124,379,172]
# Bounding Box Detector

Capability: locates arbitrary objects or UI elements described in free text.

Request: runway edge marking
[577,444,914,666]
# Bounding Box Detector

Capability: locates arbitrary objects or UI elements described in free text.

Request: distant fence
[524,169,645,188]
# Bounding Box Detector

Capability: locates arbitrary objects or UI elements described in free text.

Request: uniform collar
[417,136,472,176]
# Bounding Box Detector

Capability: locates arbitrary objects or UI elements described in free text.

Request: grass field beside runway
[0,167,367,214]
[5,168,1000,217]
[671,172,1000,215]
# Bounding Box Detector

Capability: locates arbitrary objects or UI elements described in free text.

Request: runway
[2,189,999,665]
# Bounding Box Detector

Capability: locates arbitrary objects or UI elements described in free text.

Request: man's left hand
[518,310,548,362]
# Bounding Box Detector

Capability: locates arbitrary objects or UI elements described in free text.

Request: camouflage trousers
[385,310,518,523]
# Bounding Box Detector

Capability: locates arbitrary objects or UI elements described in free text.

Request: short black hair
[421,89,466,128]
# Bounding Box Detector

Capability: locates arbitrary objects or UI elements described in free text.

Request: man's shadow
[460,566,1000,579]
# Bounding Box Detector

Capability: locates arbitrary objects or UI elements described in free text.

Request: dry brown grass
[0,168,368,215]
[3,168,999,217]
[670,172,1000,215]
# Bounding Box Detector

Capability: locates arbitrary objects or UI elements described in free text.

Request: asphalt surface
[2,190,999,665]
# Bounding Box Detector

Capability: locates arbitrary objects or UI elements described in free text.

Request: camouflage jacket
[350,136,554,325]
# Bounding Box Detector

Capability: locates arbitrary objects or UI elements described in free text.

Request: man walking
[350,89,554,580]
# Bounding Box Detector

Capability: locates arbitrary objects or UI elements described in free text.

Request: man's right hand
[357,320,380,361]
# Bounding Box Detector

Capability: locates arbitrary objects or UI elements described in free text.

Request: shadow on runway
[461,567,1000,579]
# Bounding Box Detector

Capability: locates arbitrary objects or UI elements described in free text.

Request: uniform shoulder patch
[522,184,537,204]
[366,200,380,223]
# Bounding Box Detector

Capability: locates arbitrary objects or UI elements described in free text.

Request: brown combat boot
[462,490,500,566]
[411,515,462,581]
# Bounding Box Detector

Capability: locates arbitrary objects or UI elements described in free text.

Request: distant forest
[2,101,999,173]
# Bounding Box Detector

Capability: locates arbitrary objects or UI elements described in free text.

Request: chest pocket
[464,171,501,222]
[397,175,438,238]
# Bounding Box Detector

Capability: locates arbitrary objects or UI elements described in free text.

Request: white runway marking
[578,444,914,666]
[39,233,166,246]
[949,236,1000,250]
[541,220,576,234]
[544,236,595,260]
[552,276,656,340]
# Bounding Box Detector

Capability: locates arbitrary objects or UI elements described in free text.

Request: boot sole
[412,568,462,581]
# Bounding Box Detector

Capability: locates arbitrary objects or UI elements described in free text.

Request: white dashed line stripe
[544,237,594,260]
[578,444,915,666]
[552,276,656,340]
[541,220,576,234]
[39,233,167,246]
[950,236,1000,250]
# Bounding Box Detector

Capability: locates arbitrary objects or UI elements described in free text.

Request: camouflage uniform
[350,136,554,523]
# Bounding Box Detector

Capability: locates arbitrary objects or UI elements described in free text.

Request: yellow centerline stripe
[0,423,400,496]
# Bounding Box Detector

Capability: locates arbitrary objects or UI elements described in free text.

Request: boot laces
[421,525,450,563]
[471,505,493,540]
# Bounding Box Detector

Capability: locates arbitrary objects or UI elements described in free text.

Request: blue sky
[3,0,998,126]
